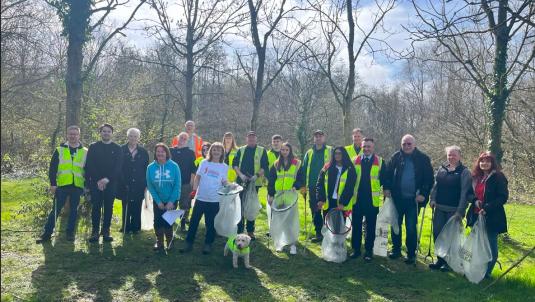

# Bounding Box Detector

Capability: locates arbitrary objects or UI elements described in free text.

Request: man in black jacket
[85,123,123,243]
[384,134,434,264]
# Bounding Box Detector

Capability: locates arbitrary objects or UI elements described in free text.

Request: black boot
[36,233,52,244]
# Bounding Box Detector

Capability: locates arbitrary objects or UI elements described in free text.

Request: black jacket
[316,164,357,209]
[386,147,434,205]
[85,141,123,187]
[116,144,149,201]
[466,171,508,234]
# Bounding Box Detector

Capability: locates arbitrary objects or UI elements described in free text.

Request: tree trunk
[342,101,352,146]
[250,49,266,131]
[487,0,510,164]
[344,0,356,145]
[65,0,90,128]
[184,27,195,121]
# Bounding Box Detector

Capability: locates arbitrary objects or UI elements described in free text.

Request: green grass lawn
[1,178,534,301]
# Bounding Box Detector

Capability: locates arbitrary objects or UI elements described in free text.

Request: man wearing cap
[345,128,364,161]
[299,130,332,242]
[233,131,269,240]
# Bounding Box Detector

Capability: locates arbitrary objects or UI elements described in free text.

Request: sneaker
[66,233,75,242]
[404,256,416,265]
[311,234,324,243]
[349,251,361,259]
[103,235,114,242]
[388,251,402,260]
[440,264,451,272]
[88,232,99,243]
[364,251,373,262]
[429,258,445,270]
[179,242,193,253]
[36,233,52,244]
[290,245,297,255]
[202,244,212,255]
[275,247,283,252]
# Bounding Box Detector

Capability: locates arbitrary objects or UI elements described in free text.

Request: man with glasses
[384,134,434,264]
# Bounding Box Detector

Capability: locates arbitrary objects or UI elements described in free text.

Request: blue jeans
[43,186,82,235]
[391,197,418,258]
[486,229,499,277]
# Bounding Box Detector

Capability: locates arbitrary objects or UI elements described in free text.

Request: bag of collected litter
[214,184,243,237]
[376,197,399,235]
[373,222,390,257]
[270,191,299,250]
[435,215,465,274]
[141,191,154,231]
[321,209,351,263]
[461,214,492,283]
[242,180,262,221]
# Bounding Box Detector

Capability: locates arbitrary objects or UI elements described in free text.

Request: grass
[1,178,534,302]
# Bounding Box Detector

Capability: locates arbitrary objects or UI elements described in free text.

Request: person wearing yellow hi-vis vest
[345,128,364,161]
[36,126,88,244]
[267,142,303,254]
[316,146,357,227]
[349,138,389,261]
[223,132,239,182]
[232,131,269,239]
[194,142,212,167]
[299,129,333,242]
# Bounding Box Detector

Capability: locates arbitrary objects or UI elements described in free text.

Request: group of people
[36,122,509,278]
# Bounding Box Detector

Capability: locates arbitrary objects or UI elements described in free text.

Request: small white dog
[224,233,252,268]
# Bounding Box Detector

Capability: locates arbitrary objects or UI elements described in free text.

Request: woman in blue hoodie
[147,143,181,251]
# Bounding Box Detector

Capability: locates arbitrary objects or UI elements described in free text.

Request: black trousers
[237,186,260,233]
[153,202,177,229]
[121,198,143,232]
[186,200,220,244]
[90,185,116,234]
[351,206,378,253]
[308,187,324,235]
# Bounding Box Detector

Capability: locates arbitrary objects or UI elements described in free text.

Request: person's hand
[383,189,391,198]
[49,186,57,195]
[415,194,425,203]
[317,201,325,210]
[300,187,307,196]
[429,201,436,209]
[479,209,486,216]
[189,190,197,199]
[97,181,105,191]
[158,202,165,210]
[239,173,249,182]
[267,196,273,206]
[165,202,174,211]
[102,178,110,185]
[475,200,483,208]
[336,204,344,211]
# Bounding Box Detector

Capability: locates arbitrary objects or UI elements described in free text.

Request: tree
[148,0,246,121]
[238,0,308,131]
[47,0,145,128]
[305,0,396,144]
[409,0,535,162]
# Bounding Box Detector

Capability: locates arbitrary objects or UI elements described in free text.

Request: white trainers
[290,244,297,255]
[276,247,283,252]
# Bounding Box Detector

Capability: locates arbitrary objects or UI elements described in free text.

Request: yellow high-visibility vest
[323,165,351,211]
[238,145,265,186]
[345,144,363,162]
[56,146,87,189]
[353,155,383,207]
[274,159,301,192]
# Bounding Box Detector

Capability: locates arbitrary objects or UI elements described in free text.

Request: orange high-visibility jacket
[171,134,203,158]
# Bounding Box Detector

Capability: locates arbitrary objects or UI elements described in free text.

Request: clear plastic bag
[435,215,464,274]
[270,191,299,250]
[141,191,154,231]
[377,197,399,235]
[242,181,261,221]
[214,192,242,237]
[461,214,492,283]
[321,210,349,263]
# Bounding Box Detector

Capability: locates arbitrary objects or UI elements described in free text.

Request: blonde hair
[222,132,238,151]
[207,142,225,163]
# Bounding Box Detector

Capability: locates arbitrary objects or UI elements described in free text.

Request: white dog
[224,233,252,268]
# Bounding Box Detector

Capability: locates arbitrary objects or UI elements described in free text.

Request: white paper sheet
[162,209,185,225]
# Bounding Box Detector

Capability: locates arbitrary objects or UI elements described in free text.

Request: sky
[102,0,416,87]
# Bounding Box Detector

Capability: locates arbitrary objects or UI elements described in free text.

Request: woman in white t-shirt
[180,142,229,254]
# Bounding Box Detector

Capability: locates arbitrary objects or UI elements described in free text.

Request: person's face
[362,141,374,156]
[334,150,343,163]
[246,135,257,146]
[447,149,461,165]
[401,137,415,154]
[479,158,492,172]
[280,145,290,158]
[202,146,210,158]
[66,129,80,145]
[211,146,223,160]
[272,138,282,150]
[155,147,167,162]
[127,132,139,145]
[313,134,325,145]
[185,122,195,133]
[352,131,363,145]
[224,136,233,147]
[177,134,189,147]
[100,126,113,142]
